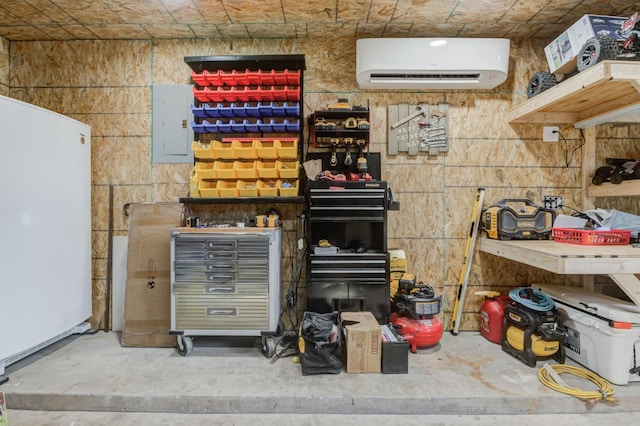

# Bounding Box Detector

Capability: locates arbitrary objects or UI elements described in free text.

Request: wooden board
[506,61,640,125]
[477,237,640,275]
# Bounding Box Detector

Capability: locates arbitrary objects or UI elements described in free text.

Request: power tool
[356,138,368,173]
[501,287,566,367]
[255,208,282,228]
[390,274,443,353]
[483,199,555,240]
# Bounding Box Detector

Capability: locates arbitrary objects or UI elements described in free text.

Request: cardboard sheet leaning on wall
[388,103,449,156]
[121,202,183,348]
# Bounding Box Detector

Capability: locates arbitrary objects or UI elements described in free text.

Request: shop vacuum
[390,274,443,353]
[501,287,567,367]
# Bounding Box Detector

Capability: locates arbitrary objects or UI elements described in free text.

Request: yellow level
[450,187,485,335]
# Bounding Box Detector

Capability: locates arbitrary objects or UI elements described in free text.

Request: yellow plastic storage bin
[276,139,298,159]
[234,161,259,179]
[257,160,279,179]
[211,140,235,159]
[216,180,239,197]
[189,168,200,197]
[232,140,258,159]
[198,180,219,197]
[278,179,299,197]
[213,161,236,179]
[195,161,215,179]
[192,141,214,159]
[277,160,299,179]
[237,180,259,197]
[257,180,278,197]
[255,140,278,159]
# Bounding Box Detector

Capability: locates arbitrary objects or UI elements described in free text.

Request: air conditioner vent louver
[370,73,482,80]
[357,38,510,89]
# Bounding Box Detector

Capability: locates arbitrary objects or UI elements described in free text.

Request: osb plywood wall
[7,37,640,332]
[0,36,8,96]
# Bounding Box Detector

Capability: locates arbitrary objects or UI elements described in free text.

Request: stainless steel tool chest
[170,227,281,355]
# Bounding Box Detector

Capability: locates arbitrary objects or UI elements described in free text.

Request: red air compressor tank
[390,312,443,353]
[479,294,512,344]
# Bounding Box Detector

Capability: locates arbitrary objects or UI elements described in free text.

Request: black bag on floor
[298,311,342,375]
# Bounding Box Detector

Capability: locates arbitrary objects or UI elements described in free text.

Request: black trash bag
[298,311,342,375]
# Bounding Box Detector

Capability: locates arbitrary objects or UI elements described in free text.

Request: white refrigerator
[0,95,92,375]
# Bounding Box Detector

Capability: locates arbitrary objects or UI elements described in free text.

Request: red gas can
[479,294,512,344]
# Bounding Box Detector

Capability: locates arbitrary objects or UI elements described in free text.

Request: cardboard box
[380,324,408,374]
[388,249,407,273]
[341,311,381,373]
[544,14,627,74]
[121,203,183,347]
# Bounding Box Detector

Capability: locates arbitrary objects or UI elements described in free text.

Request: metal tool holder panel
[388,102,449,156]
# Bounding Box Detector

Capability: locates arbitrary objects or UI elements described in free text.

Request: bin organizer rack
[185,55,305,200]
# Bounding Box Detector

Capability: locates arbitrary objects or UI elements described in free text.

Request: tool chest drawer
[174,294,269,330]
[173,282,267,296]
[174,234,269,258]
[174,259,269,283]
[307,280,389,323]
[308,188,386,221]
[309,253,387,281]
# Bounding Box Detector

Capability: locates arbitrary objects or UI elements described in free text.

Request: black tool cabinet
[305,180,391,323]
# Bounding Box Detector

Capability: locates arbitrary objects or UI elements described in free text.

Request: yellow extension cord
[538,363,616,403]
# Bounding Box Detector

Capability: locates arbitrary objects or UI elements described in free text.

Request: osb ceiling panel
[0,0,637,41]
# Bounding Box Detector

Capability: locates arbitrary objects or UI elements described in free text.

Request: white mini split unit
[356,38,511,89]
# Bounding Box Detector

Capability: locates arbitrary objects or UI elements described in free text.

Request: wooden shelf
[477,237,640,274]
[588,179,640,198]
[477,237,640,305]
[506,61,640,125]
[180,196,305,205]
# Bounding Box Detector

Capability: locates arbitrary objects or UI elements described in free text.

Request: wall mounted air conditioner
[356,38,511,89]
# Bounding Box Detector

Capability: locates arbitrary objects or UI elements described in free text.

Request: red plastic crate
[552,228,631,245]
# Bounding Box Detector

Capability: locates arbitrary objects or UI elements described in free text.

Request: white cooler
[535,284,640,386]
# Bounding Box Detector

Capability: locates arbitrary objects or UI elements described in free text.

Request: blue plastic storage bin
[202,120,218,133]
[191,121,206,133]
[191,105,207,118]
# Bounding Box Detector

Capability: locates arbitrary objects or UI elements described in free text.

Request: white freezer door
[0,95,92,366]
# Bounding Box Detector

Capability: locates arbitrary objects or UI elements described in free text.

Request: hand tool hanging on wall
[390,105,426,129]
[330,137,339,166]
[388,103,449,156]
[344,137,354,166]
[450,187,486,335]
[356,138,368,172]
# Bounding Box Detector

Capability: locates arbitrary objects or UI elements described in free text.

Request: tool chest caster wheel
[177,335,193,356]
[261,336,276,358]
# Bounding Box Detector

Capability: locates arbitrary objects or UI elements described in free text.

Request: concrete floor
[1,330,640,425]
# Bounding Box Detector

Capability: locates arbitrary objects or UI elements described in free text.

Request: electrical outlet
[543,126,559,142]
[543,195,563,209]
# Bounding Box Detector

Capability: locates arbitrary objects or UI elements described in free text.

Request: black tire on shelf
[610,174,624,185]
[577,36,619,72]
[592,166,613,185]
[527,72,557,98]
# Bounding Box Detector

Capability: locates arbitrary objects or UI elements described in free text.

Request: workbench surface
[477,237,640,305]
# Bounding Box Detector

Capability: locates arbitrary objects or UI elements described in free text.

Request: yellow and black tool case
[483,199,555,240]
